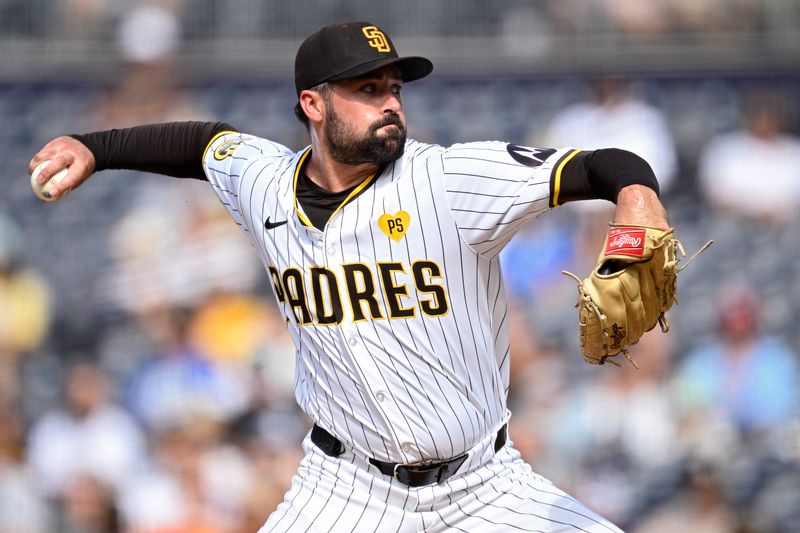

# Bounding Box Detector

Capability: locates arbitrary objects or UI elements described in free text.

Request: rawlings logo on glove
[605,227,646,256]
[564,225,712,367]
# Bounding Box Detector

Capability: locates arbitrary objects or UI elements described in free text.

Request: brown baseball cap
[294,22,433,96]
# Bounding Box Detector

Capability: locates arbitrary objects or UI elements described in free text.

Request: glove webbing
[563,270,641,368]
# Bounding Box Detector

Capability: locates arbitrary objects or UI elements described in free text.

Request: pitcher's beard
[324,110,406,166]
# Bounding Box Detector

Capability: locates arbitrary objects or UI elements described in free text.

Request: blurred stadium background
[2,1,800,532]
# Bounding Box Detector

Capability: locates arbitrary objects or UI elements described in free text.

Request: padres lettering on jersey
[202,132,572,464]
[268,261,449,325]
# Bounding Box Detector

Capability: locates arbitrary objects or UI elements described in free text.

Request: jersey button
[348,337,357,346]
[376,391,386,402]
[401,442,414,453]
[327,246,336,256]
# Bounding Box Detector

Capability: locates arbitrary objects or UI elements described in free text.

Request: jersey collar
[293,147,379,229]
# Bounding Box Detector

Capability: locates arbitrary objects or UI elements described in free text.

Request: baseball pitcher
[29,21,694,533]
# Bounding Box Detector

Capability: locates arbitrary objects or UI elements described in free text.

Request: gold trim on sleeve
[552,149,582,207]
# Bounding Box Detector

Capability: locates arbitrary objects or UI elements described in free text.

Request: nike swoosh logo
[264,217,288,230]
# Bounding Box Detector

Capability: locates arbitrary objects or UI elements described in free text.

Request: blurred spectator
[540,76,678,195]
[233,441,303,533]
[221,303,307,451]
[543,331,680,523]
[0,212,54,531]
[499,208,597,348]
[670,0,762,34]
[123,305,249,431]
[60,0,123,38]
[119,418,253,533]
[248,306,297,405]
[698,89,800,224]
[117,3,181,65]
[100,183,262,314]
[88,2,211,129]
[58,474,120,533]
[228,386,307,457]
[674,287,799,437]
[506,299,569,469]
[27,359,146,498]
[189,291,278,366]
[542,0,762,38]
[500,210,577,307]
[594,0,670,35]
[633,463,737,533]
[0,214,52,359]
[0,407,52,532]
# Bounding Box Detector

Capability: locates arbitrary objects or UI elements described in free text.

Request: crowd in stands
[2,74,798,532]
[1,0,789,41]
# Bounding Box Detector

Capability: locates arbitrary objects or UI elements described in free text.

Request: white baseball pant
[259,430,623,532]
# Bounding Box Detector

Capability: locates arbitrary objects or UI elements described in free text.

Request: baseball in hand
[31,161,69,202]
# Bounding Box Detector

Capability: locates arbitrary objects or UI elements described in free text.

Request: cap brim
[327,56,433,84]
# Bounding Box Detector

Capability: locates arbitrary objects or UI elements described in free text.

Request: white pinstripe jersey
[203,132,575,464]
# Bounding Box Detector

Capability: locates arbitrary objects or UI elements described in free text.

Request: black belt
[310,423,508,488]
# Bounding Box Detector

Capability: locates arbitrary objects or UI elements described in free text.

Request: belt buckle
[393,459,437,486]
[393,455,467,487]
[392,459,431,477]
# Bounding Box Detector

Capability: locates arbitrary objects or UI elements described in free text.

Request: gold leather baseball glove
[564,225,711,366]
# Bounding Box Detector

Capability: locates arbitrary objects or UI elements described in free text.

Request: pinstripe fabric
[202,135,619,532]
[259,434,622,533]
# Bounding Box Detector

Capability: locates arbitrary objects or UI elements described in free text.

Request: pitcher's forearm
[613,185,670,229]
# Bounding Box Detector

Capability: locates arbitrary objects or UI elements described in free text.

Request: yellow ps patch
[378,211,410,242]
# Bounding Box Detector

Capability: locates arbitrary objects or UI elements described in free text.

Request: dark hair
[293,82,333,130]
